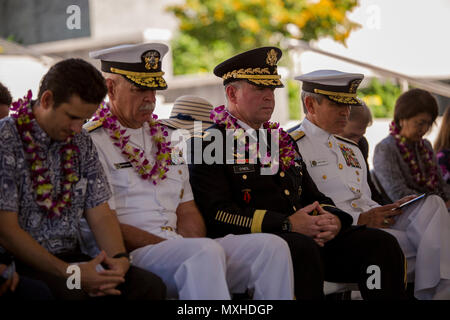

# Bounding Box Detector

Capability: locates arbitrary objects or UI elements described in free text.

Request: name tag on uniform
[233,164,255,174]
[114,162,132,169]
[310,159,328,167]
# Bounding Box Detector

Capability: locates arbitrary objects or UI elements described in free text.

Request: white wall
[365,117,443,168]
[295,0,450,78]
[0,56,49,101]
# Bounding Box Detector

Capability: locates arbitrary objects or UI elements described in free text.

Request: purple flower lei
[210,105,296,171]
[389,120,439,190]
[10,90,79,218]
[93,102,172,185]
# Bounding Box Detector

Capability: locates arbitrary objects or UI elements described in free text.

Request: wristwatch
[281,218,292,232]
[113,252,132,263]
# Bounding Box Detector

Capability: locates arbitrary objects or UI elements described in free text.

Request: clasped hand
[77,250,129,297]
[0,264,19,296]
[288,201,341,247]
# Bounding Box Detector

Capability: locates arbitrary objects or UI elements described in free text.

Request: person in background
[434,106,450,185]
[159,95,214,136]
[339,101,390,204]
[159,95,215,159]
[1,251,53,299]
[374,88,450,207]
[0,82,12,119]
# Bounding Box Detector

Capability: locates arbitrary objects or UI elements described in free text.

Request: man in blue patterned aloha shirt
[0,59,165,300]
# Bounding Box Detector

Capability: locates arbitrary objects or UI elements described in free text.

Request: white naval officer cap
[295,70,364,105]
[89,43,169,90]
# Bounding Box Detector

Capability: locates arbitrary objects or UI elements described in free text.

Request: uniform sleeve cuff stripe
[250,210,267,233]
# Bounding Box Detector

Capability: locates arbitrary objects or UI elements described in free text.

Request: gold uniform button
[351,187,355,191]
[338,163,343,170]
[280,172,285,177]
[356,171,360,175]
[357,178,360,182]
[352,203,357,208]
[242,175,247,180]
[178,170,182,175]
[322,175,327,180]
[284,189,290,196]
[293,206,297,211]
[328,141,332,148]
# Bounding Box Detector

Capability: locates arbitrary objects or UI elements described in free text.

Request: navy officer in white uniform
[291,70,450,299]
[81,43,294,300]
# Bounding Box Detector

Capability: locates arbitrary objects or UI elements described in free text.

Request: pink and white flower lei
[389,120,439,190]
[11,90,79,218]
[93,102,172,185]
[210,105,296,171]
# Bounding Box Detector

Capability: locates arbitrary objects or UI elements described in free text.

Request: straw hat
[159,95,214,135]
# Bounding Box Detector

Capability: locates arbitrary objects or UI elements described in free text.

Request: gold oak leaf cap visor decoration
[90,43,168,90]
[295,69,364,105]
[213,46,284,88]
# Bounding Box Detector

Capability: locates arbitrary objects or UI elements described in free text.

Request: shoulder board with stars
[289,130,305,142]
[334,134,358,147]
[83,120,103,133]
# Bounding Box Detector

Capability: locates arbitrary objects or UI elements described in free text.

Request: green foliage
[288,80,301,120]
[167,0,360,75]
[358,78,402,118]
[171,34,235,75]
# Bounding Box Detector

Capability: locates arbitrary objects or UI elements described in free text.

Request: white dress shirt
[90,121,193,239]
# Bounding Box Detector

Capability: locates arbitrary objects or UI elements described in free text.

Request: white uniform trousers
[131,233,294,300]
[383,195,450,299]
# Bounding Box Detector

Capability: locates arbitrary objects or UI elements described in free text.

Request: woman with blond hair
[434,106,450,185]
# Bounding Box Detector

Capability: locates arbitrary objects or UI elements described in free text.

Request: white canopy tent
[287,0,450,97]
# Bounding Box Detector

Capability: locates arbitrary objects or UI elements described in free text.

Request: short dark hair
[394,88,438,128]
[349,101,372,126]
[37,58,107,107]
[0,81,12,106]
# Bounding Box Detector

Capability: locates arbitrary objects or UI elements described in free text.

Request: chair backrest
[370,170,392,204]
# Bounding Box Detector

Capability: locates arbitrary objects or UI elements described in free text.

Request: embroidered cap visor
[159,95,214,135]
[214,47,284,88]
[295,70,364,105]
[90,43,168,90]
